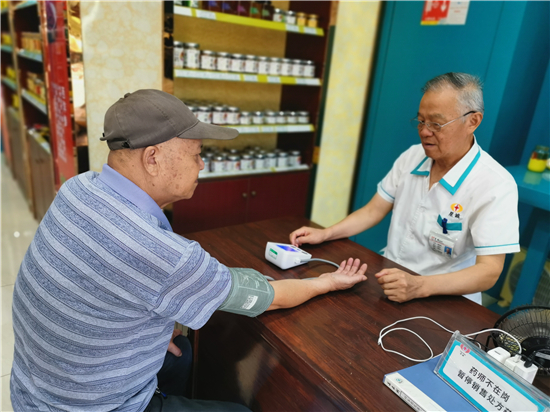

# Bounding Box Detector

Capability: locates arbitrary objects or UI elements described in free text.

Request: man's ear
[142,146,160,176]
[468,112,483,133]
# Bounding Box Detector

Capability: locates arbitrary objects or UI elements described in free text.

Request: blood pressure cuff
[217,268,275,317]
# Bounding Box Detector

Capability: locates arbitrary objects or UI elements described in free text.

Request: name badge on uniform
[429,230,456,258]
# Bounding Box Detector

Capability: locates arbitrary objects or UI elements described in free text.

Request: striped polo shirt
[10,165,232,411]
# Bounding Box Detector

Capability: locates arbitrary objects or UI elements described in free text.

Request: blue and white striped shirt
[11,166,232,411]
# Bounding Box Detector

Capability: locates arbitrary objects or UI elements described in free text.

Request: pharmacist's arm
[290,193,393,246]
[375,254,505,303]
[267,258,367,310]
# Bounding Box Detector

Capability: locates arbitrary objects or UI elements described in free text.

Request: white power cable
[378,316,522,362]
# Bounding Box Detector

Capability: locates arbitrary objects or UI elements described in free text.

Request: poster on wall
[421,1,470,26]
[43,0,76,189]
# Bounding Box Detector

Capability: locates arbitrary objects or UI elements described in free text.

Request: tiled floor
[1,154,39,411]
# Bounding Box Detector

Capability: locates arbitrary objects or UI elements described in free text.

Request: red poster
[42,1,75,189]
[421,1,450,25]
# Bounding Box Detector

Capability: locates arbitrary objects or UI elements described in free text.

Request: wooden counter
[182,217,549,411]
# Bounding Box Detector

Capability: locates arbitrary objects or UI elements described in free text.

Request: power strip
[487,348,538,384]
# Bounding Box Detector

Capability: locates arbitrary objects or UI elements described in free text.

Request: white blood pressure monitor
[265,242,312,270]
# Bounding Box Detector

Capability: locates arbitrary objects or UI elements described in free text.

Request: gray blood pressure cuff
[217,268,275,317]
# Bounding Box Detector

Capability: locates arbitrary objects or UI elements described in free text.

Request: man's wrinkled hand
[320,258,367,291]
[375,268,423,303]
[167,329,183,357]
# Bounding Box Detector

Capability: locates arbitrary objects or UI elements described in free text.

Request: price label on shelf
[303,27,318,35]
[196,10,216,20]
[287,125,312,132]
[286,24,300,32]
[262,126,276,133]
[243,75,258,82]
[267,76,281,83]
[174,6,193,16]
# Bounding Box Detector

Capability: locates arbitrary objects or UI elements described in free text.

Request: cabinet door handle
[251,191,256,197]
[242,192,248,198]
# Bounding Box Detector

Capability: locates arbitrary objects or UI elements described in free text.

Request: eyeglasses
[411,111,476,133]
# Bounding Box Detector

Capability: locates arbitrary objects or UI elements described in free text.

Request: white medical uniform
[377,139,520,304]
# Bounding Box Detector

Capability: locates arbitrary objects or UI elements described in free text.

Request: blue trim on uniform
[437,215,463,231]
[475,243,519,249]
[439,149,481,195]
[410,156,430,176]
[378,183,395,200]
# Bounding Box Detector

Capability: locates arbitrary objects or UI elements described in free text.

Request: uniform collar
[410,137,481,195]
[98,164,173,232]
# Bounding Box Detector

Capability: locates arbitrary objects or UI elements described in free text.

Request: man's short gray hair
[422,72,484,115]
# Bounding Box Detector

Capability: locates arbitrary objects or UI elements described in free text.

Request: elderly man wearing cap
[10,90,368,412]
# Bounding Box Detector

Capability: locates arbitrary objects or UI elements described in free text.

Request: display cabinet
[169,1,336,234]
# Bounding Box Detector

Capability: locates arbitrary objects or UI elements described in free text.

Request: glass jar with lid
[252,111,264,125]
[276,111,286,124]
[266,152,277,168]
[285,111,297,124]
[244,55,258,74]
[212,155,226,173]
[200,50,216,71]
[297,111,309,124]
[173,41,185,69]
[240,111,251,125]
[184,43,200,69]
[268,57,281,76]
[273,8,284,22]
[196,106,212,123]
[296,12,307,26]
[281,58,293,77]
[241,154,254,170]
[254,153,267,169]
[286,10,296,25]
[216,52,231,72]
[212,106,226,124]
[257,56,269,74]
[303,60,315,78]
[226,106,240,125]
[291,59,303,77]
[227,155,241,172]
[307,14,319,28]
[527,145,550,172]
[264,110,277,124]
[277,152,289,168]
[289,150,301,167]
[230,53,245,72]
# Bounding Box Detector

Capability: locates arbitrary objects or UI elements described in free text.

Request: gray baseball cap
[100,89,238,150]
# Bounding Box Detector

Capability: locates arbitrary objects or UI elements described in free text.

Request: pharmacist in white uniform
[290,72,520,305]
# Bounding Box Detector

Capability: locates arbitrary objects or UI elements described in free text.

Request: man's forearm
[267,278,332,310]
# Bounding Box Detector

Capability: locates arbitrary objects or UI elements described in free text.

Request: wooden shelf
[14,1,37,10]
[17,48,42,62]
[2,76,17,91]
[226,124,314,134]
[1,45,13,53]
[21,88,47,114]
[175,69,321,86]
[174,6,324,36]
[28,128,51,154]
[199,164,309,180]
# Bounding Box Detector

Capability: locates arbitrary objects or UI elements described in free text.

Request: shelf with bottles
[174,4,324,37]
[175,68,320,86]
[21,88,47,114]
[227,124,314,134]
[1,76,16,91]
[200,163,308,180]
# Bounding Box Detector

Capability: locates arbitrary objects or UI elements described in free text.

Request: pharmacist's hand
[167,329,183,357]
[319,258,367,291]
[375,268,423,303]
[290,226,328,246]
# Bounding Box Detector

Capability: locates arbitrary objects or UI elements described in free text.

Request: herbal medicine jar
[173,41,185,69]
[254,153,267,169]
[241,154,254,170]
[276,111,286,124]
[277,152,289,168]
[212,106,226,125]
[226,107,240,125]
[264,111,277,125]
[286,10,296,25]
[184,43,200,69]
[227,155,241,172]
[303,60,315,78]
[307,14,319,28]
[244,55,258,73]
[291,59,303,77]
[216,52,231,71]
[297,111,309,124]
[281,58,293,77]
[212,155,225,173]
[200,50,216,71]
[285,111,297,124]
[273,8,284,22]
[258,56,269,74]
[296,12,307,26]
[196,106,212,123]
[268,57,281,76]
[252,111,264,125]
[527,146,550,172]
[289,150,301,167]
[230,54,245,72]
[266,152,277,168]
[239,111,251,125]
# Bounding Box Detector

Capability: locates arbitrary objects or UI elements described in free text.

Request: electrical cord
[378,316,522,362]
[302,258,340,268]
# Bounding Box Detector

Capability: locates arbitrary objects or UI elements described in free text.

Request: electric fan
[491,305,550,375]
